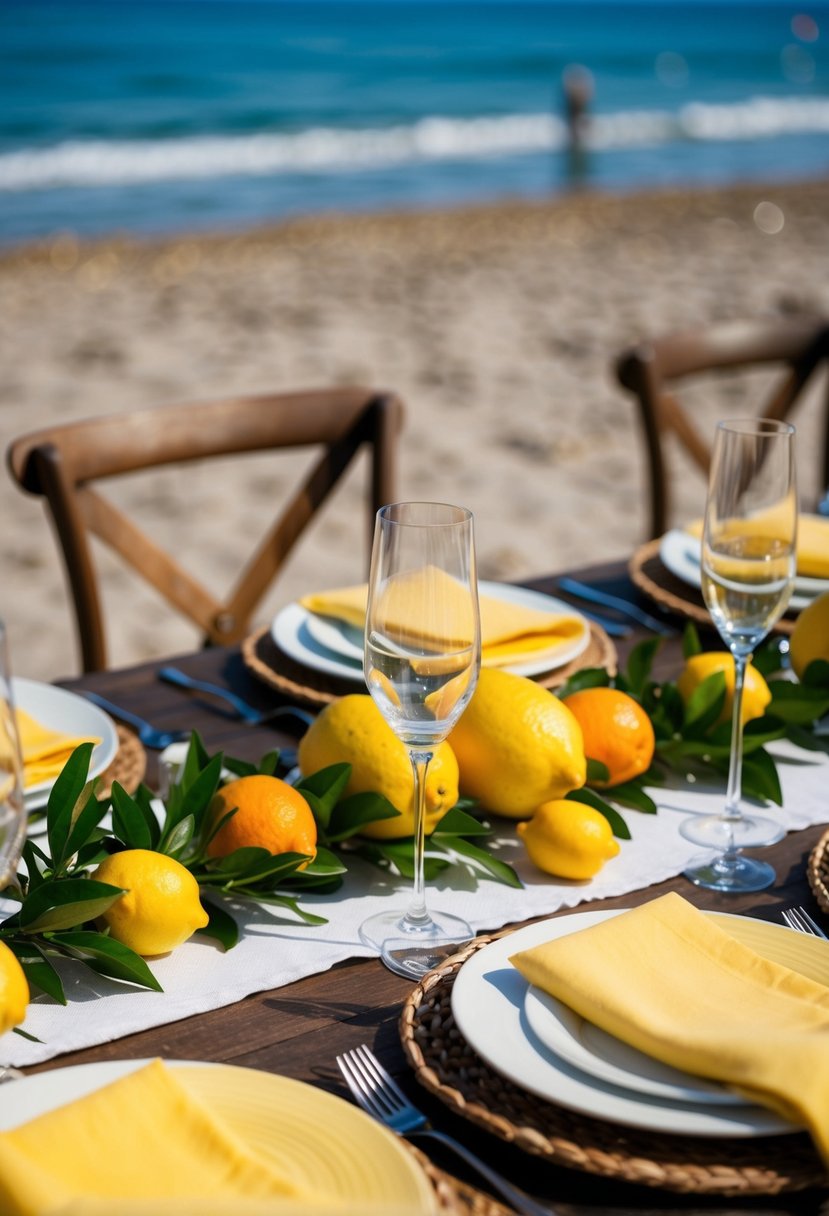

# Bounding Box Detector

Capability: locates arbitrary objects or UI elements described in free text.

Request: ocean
[2,0,829,248]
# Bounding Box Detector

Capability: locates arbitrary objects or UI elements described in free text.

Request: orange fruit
[207,775,317,864]
[562,687,655,788]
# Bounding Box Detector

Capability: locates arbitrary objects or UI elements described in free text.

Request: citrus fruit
[676,651,771,726]
[0,940,29,1034]
[562,686,655,788]
[297,695,458,839]
[207,775,317,863]
[789,590,829,680]
[517,799,620,880]
[92,849,209,958]
[446,668,585,819]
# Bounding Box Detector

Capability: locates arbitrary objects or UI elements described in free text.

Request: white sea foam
[2,96,828,192]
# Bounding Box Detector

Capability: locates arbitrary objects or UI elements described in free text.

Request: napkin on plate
[15,708,101,790]
[510,892,829,1165]
[685,513,829,579]
[300,571,585,669]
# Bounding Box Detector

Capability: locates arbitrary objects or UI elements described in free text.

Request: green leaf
[558,667,611,697]
[803,658,829,689]
[683,672,727,738]
[50,930,163,991]
[161,814,196,859]
[20,839,49,891]
[19,879,126,934]
[741,747,783,805]
[626,638,661,696]
[327,792,399,842]
[431,805,491,837]
[206,848,311,885]
[234,891,327,925]
[295,764,352,831]
[5,939,66,1003]
[46,743,96,868]
[565,789,631,839]
[198,896,239,951]
[222,756,259,779]
[603,781,658,815]
[111,783,159,851]
[785,723,829,753]
[682,622,702,659]
[257,750,282,777]
[434,835,522,887]
[766,680,829,724]
[289,846,346,880]
[586,758,611,785]
[753,637,788,677]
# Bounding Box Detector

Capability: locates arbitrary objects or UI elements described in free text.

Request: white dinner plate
[13,678,119,813]
[0,1059,435,1211]
[450,909,825,1138]
[659,528,827,614]
[272,581,590,683]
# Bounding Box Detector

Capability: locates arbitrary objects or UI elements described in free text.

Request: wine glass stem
[724,650,749,825]
[407,748,433,926]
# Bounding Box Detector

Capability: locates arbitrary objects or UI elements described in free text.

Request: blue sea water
[2,0,829,247]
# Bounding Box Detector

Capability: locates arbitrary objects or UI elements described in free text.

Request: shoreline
[3,177,829,681]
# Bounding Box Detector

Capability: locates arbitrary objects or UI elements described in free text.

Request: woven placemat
[629,539,796,636]
[400,935,828,1197]
[410,1144,511,1216]
[807,826,829,916]
[243,623,617,709]
[96,725,147,798]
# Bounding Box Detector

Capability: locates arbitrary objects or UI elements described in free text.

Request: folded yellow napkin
[0,1059,311,1216]
[15,708,101,790]
[301,573,585,668]
[510,892,829,1164]
[686,513,829,578]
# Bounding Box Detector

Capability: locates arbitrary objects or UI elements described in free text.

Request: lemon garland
[557,624,829,835]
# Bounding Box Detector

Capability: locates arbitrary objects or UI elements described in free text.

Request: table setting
[1,451,829,1214]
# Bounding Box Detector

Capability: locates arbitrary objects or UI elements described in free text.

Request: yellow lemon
[562,687,655,788]
[93,849,209,958]
[447,668,586,819]
[0,940,29,1034]
[517,799,620,880]
[676,652,771,726]
[207,775,317,864]
[789,590,829,680]
[297,694,459,839]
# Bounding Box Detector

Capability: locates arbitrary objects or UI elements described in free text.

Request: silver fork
[336,1044,558,1216]
[781,906,828,938]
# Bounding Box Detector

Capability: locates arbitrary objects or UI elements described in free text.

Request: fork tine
[354,1044,410,1110]
[336,1052,387,1121]
[348,1048,401,1118]
[797,906,828,939]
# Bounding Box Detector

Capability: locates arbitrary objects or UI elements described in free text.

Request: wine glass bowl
[679,419,797,892]
[359,502,481,977]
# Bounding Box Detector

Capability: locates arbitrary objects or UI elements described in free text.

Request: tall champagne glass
[679,419,797,892]
[0,622,27,892]
[359,502,481,978]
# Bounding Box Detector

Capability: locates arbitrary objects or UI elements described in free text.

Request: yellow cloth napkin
[0,1060,312,1216]
[15,708,101,790]
[301,573,585,668]
[685,513,829,578]
[510,892,829,1165]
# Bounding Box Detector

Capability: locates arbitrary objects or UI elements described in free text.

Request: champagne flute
[0,622,27,892]
[679,419,797,892]
[358,502,481,978]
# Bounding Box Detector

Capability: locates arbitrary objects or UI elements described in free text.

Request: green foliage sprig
[558,625,829,833]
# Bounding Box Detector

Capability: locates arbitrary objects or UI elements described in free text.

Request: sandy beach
[3,178,829,682]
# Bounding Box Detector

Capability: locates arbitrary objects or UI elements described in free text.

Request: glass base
[678,812,785,851]
[683,853,776,893]
[359,908,473,979]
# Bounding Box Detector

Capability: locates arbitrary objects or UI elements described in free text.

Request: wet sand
[2,178,828,680]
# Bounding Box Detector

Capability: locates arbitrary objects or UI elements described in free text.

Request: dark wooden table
[35,560,829,1215]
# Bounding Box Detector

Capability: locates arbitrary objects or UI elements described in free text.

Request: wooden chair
[7,387,403,672]
[615,314,829,538]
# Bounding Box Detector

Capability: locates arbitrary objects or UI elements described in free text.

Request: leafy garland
[558,625,829,840]
[0,734,518,1010]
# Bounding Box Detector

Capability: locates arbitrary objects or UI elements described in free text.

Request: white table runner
[3,739,828,1067]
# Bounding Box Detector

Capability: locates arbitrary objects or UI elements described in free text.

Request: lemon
[93,849,209,958]
[447,668,586,819]
[789,590,829,680]
[0,940,29,1034]
[297,694,459,839]
[517,799,620,880]
[676,652,771,727]
[207,775,317,864]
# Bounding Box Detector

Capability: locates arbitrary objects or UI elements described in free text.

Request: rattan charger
[400,935,828,1198]
[807,826,829,916]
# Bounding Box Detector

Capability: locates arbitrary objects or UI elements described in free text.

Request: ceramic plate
[0,1059,436,1212]
[450,909,829,1138]
[13,678,119,812]
[273,581,590,683]
[659,528,827,613]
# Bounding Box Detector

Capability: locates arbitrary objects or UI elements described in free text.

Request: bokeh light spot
[753,201,785,235]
